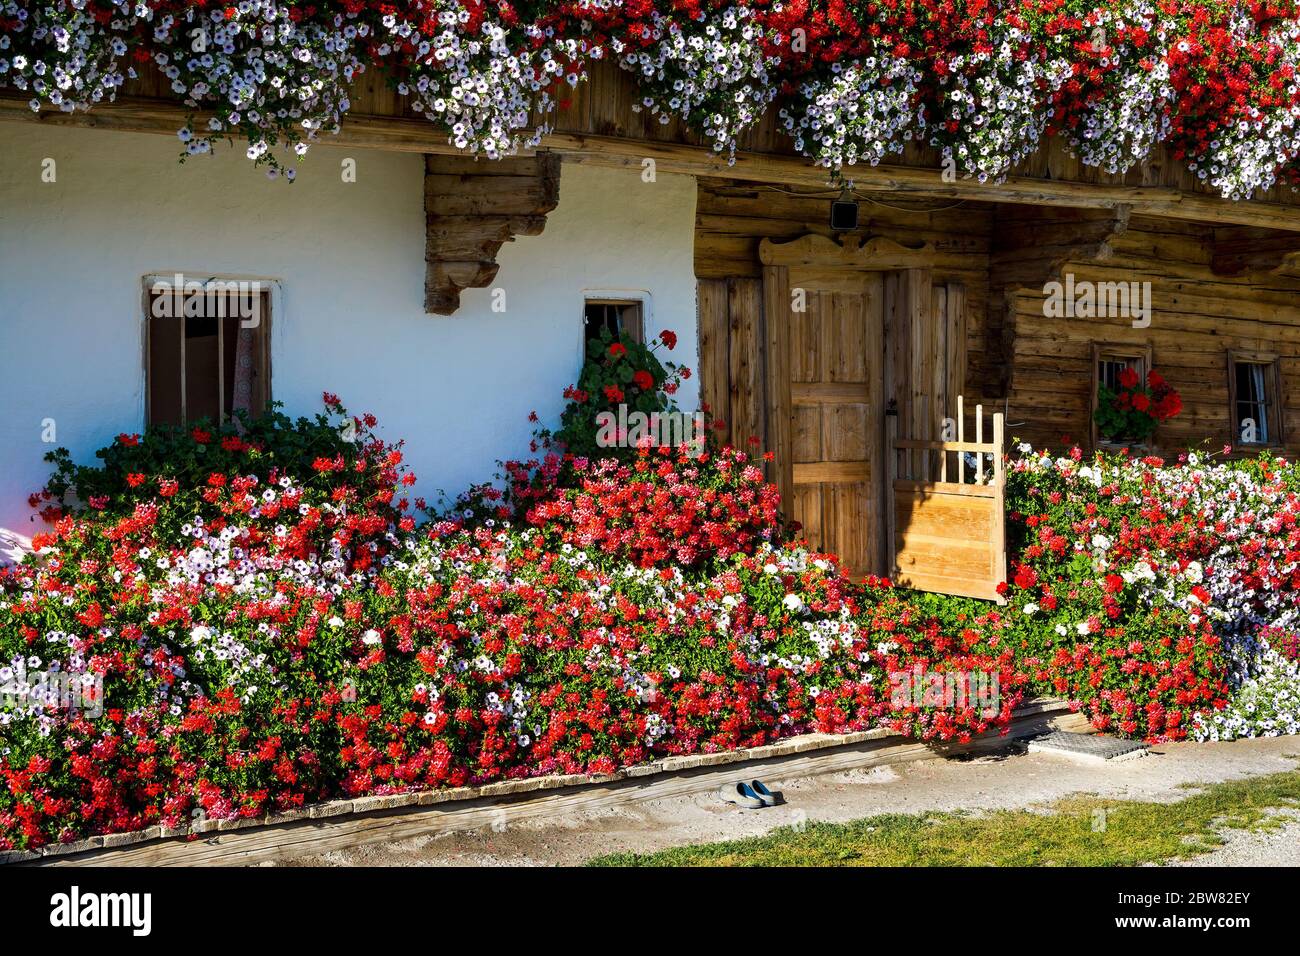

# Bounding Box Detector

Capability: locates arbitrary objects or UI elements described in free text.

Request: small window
[1091,343,1153,447]
[146,279,271,427]
[584,299,644,359]
[1228,352,1283,447]
[1098,356,1142,392]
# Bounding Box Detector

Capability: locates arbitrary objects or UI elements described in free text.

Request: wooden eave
[5,62,1300,232]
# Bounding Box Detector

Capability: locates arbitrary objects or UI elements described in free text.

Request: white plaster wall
[0,123,699,532]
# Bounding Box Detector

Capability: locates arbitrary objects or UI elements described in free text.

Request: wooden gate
[889,396,1007,602]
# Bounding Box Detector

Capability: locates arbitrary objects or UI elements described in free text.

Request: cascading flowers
[1044,1,1179,175]
[1171,9,1300,199]
[930,18,1077,183]
[381,1,585,158]
[152,2,370,175]
[0,1,133,113]
[611,3,781,157]
[778,55,925,170]
[2,1,1300,194]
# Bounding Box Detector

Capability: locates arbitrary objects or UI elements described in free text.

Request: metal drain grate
[1025,731,1149,763]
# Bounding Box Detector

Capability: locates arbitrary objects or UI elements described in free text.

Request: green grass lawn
[589,769,1300,867]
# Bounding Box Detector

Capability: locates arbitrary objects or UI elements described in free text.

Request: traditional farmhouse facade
[4,6,1300,601]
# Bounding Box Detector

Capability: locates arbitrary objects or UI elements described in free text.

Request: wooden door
[766,266,887,576]
[708,235,966,585]
[884,271,966,481]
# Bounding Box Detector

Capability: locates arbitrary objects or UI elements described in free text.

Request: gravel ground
[1170,814,1300,867]
[276,735,1300,867]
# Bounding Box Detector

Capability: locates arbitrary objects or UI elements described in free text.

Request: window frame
[1227,350,1285,449]
[1090,342,1154,450]
[141,274,279,428]
[581,290,651,361]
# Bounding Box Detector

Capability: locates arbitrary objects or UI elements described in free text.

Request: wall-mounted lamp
[830,184,859,232]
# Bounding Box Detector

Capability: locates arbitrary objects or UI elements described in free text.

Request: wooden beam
[989,205,1132,289]
[759,233,936,270]
[1211,225,1300,277]
[552,135,1300,232]
[5,91,1300,232]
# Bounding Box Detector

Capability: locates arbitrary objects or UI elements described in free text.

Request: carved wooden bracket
[1210,226,1300,278]
[758,233,935,270]
[424,153,562,314]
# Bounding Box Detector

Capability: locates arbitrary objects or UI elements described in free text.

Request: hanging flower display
[4,1,1300,194]
[578,3,782,157]
[778,55,925,170]
[151,3,370,174]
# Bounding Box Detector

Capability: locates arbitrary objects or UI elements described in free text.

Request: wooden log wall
[987,206,1132,397]
[1004,214,1300,453]
[697,179,1300,460]
[1211,226,1300,278]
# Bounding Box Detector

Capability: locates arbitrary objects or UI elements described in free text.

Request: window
[1090,342,1153,447]
[1098,355,1142,392]
[1228,352,1284,447]
[583,298,644,359]
[146,278,271,427]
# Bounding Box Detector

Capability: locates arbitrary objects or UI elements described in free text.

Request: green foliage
[38,402,361,520]
[548,327,687,462]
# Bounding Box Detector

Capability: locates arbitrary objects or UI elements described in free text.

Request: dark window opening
[147,286,271,427]
[584,300,644,359]
[1232,360,1275,445]
[1098,355,1143,392]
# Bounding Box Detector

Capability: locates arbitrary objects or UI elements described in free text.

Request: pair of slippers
[719,780,779,809]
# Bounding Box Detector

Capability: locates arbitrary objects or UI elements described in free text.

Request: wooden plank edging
[3,699,1085,866]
